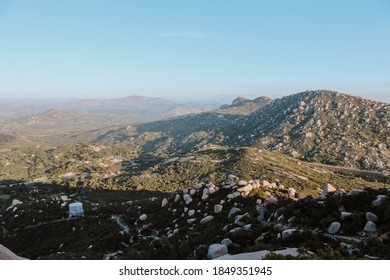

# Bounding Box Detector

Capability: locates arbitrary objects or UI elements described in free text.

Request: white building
[68,202,84,216]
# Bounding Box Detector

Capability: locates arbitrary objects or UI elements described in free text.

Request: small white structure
[69,202,84,216]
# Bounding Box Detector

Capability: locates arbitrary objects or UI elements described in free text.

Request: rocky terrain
[87,90,389,171]
[0,90,389,260]
[0,170,389,260]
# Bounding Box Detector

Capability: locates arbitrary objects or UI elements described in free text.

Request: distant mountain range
[86,90,389,171]
[0,95,220,139]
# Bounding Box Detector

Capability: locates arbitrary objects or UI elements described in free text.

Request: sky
[0,0,389,103]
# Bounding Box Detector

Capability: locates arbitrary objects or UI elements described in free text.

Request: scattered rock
[237,185,253,192]
[193,183,203,190]
[188,210,195,217]
[256,199,262,205]
[200,215,214,224]
[229,227,245,235]
[161,198,168,207]
[243,224,252,230]
[322,183,336,195]
[185,197,193,205]
[60,195,68,202]
[234,213,250,227]
[340,212,352,220]
[281,229,296,239]
[238,180,248,186]
[139,214,147,221]
[347,189,366,196]
[261,180,270,186]
[187,218,196,224]
[12,199,22,206]
[228,207,241,219]
[372,195,386,207]
[207,244,228,259]
[221,238,233,247]
[366,212,378,222]
[214,204,223,214]
[288,188,296,198]
[364,221,377,233]
[328,222,341,235]
[265,197,278,205]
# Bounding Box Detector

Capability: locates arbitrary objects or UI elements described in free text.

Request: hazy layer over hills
[0,95,220,140]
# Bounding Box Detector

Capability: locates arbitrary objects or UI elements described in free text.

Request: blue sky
[0,0,389,102]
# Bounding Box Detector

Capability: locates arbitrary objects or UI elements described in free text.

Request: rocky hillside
[217,96,272,115]
[234,90,390,171]
[1,169,389,260]
[87,90,389,171]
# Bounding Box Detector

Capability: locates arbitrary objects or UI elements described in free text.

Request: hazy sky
[0,0,389,102]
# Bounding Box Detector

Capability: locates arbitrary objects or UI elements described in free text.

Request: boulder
[228,207,241,219]
[190,189,196,195]
[228,174,238,181]
[185,197,193,205]
[322,183,336,195]
[237,185,253,192]
[229,227,245,235]
[161,198,168,207]
[281,229,296,239]
[12,199,22,206]
[340,212,353,220]
[187,218,196,224]
[372,195,386,207]
[328,222,341,235]
[207,244,228,259]
[347,189,366,196]
[214,204,223,214]
[234,213,250,227]
[193,183,203,190]
[364,221,377,233]
[174,194,180,202]
[221,238,233,247]
[243,224,252,230]
[238,180,248,186]
[139,214,147,221]
[0,244,27,260]
[60,195,68,202]
[366,212,378,222]
[201,194,209,200]
[200,215,214,224]
[183,194,191,200]
[261,180,270,186]
[227,194,234,199]
[188,210,195,217]
[256,199,262,205]
[287,188,296,198]
[265,197,278,205]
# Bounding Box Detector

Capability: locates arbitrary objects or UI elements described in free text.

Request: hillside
[1,149,389,260]
[88,90,389,171]
[217,96,272,115]
[0,96,220,143]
